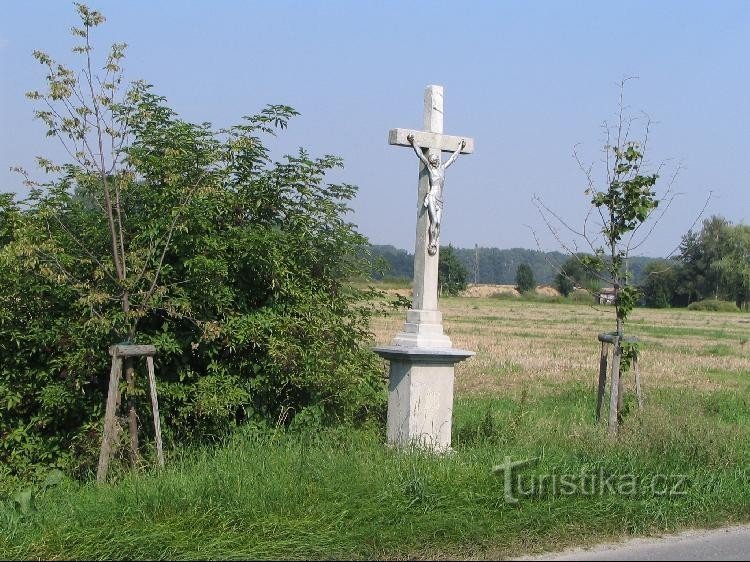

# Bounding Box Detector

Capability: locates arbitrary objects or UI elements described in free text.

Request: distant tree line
[640,216,749,310]
[370,245,658,286]
[370,215,749,311]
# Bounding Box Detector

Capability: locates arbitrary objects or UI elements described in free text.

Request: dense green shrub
[554,255,601,296]
[515,263,535,293]
[687,300,741,312]
[641,260,679,308]
[438,244,468,296]
[0,6,385,479]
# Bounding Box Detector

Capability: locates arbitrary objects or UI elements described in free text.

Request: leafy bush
[555,255,601,297]
[0,6,385,479]
[687,300,740,312]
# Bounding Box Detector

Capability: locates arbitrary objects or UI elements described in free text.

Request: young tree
[515,263,535,293]
[438,244,468,296]
[534,78,681,434]
[18,3,185,465]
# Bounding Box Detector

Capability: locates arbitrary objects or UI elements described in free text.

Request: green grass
[2,383,749,560]
[626,324,732,340]
[704,344,735,357]
[350,278,412,290]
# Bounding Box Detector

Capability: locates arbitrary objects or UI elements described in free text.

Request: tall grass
[2,383,749,560]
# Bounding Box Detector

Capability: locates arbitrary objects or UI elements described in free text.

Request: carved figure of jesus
[407,133,466,255]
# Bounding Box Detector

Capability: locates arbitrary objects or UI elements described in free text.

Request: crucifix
[387,85,474,348]
[389,85,474,314]
[375,85,475,451]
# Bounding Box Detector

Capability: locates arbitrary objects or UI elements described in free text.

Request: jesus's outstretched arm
[444,139,466,169]
[408,134,431,167]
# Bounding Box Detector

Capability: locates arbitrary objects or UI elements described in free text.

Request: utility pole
[474,243,479,285]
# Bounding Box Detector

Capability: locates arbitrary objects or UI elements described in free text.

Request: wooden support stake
[617,351,625,423]
[146,356,165,468]
[607,337,622,437]
[109,344,157,357]
[634,356,643,410]
[97,356,123,483]
[596,341,608,422]
[98,345,164,483]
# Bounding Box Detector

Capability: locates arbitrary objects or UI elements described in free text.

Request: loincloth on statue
[423,192,444,208]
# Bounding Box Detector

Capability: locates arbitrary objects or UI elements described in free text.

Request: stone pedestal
[374,345,474,451]
[377,84,475,451]
[390,309,452,348]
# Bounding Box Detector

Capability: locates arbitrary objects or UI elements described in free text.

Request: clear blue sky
[1,1,748,257]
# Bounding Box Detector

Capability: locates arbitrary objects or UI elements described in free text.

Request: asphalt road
[517,524,750,561]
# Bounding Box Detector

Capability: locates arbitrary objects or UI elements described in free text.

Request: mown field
[373,295,750,397]
[1,296,748,560]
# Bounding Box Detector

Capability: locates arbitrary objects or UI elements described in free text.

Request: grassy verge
[2,382,749,560]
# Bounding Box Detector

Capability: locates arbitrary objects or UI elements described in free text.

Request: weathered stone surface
[388,129,474,153]
[373,345,475,362]
[374,346,474,450]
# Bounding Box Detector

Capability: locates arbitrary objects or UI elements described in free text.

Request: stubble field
[372,295,750,398]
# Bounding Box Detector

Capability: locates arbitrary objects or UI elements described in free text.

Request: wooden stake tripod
[97,344,164,483]
[596,333,643,436]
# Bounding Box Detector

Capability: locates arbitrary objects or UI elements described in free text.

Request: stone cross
[389,85,474,312]
[387,85,474,348]
[374,85,475,451]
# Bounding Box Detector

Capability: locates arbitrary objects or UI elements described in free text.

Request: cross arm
[388,128,474,154]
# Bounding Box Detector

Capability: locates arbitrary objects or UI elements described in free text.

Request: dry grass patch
[462,284,519,298]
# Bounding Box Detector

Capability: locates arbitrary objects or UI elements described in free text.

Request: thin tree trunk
[121,290,140,467]
[608,241,623,436]
[124,357,140,466]
[616,356,625,423]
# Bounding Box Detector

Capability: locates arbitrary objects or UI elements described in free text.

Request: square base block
[374,346,474,451]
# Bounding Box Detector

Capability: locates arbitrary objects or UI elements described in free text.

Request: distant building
[597,287,616,305]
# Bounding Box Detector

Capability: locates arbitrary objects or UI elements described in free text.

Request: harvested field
[371,297,750,397]
[375,283,567,299]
